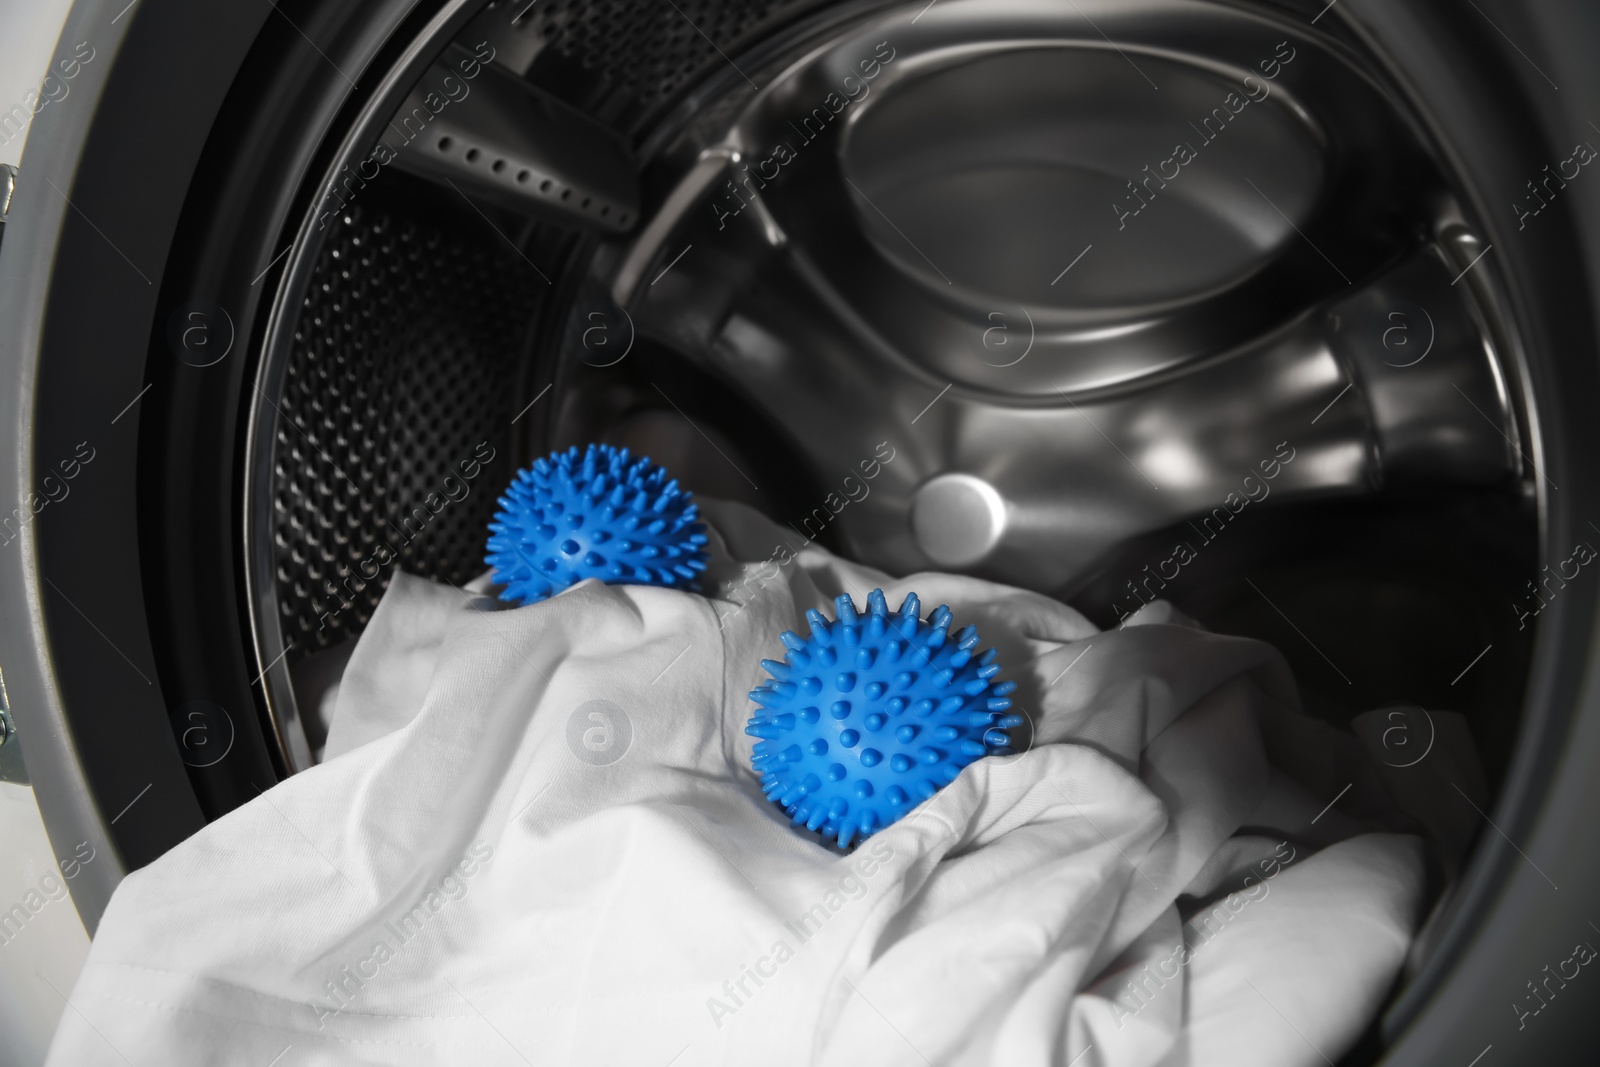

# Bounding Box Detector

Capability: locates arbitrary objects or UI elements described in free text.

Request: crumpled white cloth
[49,499,1434,1067]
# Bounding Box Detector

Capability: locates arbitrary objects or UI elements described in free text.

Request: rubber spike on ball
[485,443,710,605]
[746,589,1021,848]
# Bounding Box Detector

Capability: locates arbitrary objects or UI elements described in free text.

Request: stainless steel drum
[3,0,1598,1062]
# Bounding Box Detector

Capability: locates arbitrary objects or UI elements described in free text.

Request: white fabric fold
[48,499,1425,1066]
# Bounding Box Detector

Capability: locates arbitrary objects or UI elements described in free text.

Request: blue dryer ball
[485,443,710,605]
[746,589,1022,848]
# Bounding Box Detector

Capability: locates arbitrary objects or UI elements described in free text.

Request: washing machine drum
[3,0,1599,1062]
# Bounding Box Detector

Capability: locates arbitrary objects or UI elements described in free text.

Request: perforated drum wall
[265,0,847,659]
[269,196,552,657]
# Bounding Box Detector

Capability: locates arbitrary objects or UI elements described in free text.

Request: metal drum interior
[237,0,1543,1057]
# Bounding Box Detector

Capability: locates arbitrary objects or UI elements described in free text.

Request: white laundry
[48,498,1445,1066]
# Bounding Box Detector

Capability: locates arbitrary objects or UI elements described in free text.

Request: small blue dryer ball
[747,589,1022,848]
[485,443,710,605]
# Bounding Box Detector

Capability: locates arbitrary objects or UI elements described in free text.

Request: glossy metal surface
[0,162,15,250]
[559,0,1520,596]
[910,473,1007,568]
[0,665,23,785]
[388,44,641,231]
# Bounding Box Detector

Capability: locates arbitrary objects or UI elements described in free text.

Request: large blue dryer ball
[747,589,1022,848]
[485,443,710,605]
